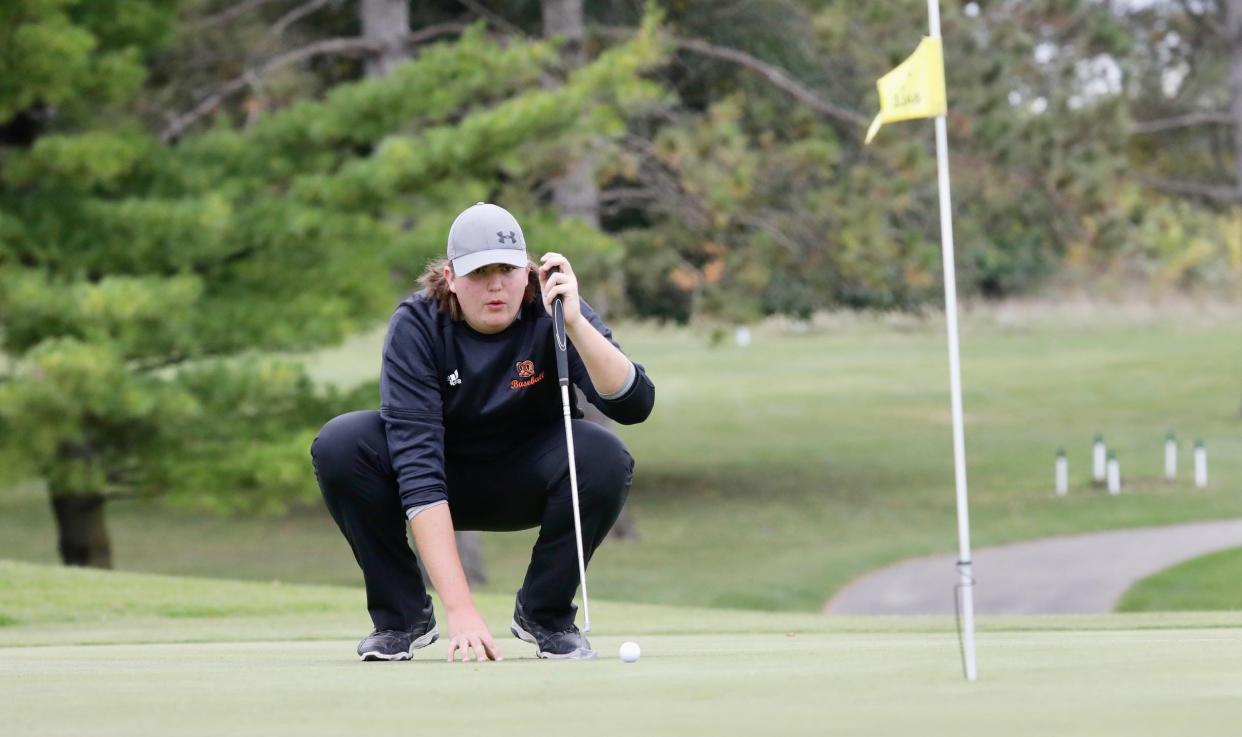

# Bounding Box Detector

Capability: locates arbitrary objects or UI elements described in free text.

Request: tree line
[1,0,1238,570]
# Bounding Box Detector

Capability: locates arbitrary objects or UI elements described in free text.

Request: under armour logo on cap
[446,203,528,275]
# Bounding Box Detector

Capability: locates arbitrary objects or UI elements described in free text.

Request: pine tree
[0,3,667,567]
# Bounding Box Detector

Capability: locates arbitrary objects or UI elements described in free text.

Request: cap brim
[452,249,528,275]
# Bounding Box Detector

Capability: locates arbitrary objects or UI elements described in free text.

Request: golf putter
[549,265,591,632]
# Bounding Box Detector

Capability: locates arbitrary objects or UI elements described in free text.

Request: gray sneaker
[510,595,596,661]
[357,608,438,661]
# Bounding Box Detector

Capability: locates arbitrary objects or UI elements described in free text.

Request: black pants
[310,410,633,632]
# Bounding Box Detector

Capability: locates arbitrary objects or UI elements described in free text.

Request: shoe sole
[358,625,440,662]
[510,619,597,661]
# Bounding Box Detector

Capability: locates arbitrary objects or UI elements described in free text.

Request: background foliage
[1,0,1239,567]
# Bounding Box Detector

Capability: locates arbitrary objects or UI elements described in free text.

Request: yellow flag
[864,36,947,144]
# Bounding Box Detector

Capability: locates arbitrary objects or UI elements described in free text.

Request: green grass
[2,308,1240,613]
[0,559,361,627]
[1120,545,1242,612]
[5,562,1242,737]
[10,630,1242,737]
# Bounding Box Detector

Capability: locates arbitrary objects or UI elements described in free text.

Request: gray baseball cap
[447,202,528,274]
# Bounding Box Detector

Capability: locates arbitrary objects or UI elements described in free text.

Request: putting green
[6,621,1242,736]
[5,562,1242,735]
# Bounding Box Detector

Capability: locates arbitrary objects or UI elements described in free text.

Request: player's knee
[576,424,634,508]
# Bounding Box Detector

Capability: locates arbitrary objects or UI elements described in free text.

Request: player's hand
[445,605,503,663]
[538,252,583,330]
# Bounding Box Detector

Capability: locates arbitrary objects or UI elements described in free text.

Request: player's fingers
[539,253,572,278]
[482,634,504,661]
[539,273,557,299]
[454,636,472,663]
[467,636,485,663]
[551,272,576,290]
[541,272,561,291]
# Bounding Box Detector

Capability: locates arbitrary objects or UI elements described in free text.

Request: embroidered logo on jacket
[446,370,461,387]
[511,359,544,389]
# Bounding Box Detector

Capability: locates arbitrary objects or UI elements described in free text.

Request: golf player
[310,202,655,662]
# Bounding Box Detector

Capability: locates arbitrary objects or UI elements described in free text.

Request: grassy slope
[536,311,1242,612]
[2,309,1239,612]
[4,563,1242,737]
[1120,545,1242,612]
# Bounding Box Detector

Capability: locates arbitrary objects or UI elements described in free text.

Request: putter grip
[550,266,569,386]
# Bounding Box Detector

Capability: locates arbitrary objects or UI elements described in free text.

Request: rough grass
[2,307,1239,613]
[1120,545,1242,612]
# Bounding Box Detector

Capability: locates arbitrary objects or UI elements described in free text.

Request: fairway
[5,309,1237,616]
[6,619,1242,736]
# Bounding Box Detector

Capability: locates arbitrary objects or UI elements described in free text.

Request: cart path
[824,518,1242,615]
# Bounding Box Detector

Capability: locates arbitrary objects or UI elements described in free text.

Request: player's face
[447,263,528,334]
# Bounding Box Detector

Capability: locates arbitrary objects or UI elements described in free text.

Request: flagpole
[926,0,977,682]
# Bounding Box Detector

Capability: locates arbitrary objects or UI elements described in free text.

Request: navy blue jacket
[379,292,655,513]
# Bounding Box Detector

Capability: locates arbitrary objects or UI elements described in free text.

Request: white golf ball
[619,641,641,663]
